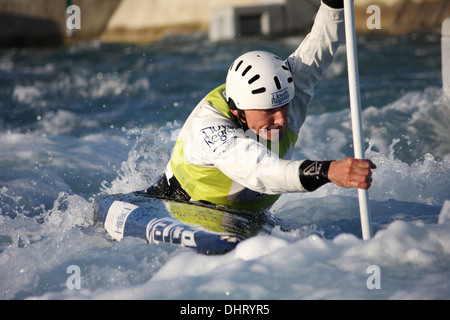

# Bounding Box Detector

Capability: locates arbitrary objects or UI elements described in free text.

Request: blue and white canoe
[94,192,279,254]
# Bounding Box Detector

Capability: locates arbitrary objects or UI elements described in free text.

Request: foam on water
[1,86,447,300]
[31,201,450,300]
[1,34,449,300]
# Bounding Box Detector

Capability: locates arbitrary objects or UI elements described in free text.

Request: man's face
[241,103,290,142]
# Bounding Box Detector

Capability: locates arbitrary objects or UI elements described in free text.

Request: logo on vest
[201,125,237,150]
[272,88,290,106]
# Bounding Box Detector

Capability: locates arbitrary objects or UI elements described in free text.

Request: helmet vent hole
[252,88,266,94]
[288,77,293,83]
[235,60,243,72]
[242,65,252,77]
[248,74,260,84]
[274,76,282,90]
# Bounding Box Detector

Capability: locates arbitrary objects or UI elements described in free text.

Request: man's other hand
[328,158,376,189]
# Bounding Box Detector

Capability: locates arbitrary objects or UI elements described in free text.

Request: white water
[1,35,449,300]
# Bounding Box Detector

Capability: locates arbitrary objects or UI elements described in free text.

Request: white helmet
[226,51,295,110]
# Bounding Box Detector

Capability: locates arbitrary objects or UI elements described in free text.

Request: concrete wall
[354,0,450,35]
[208,0,321,41]
[100,0,289,43]
[0,0,449,47]
[0,0,121,46]
[101,0,213,43]
[101,0,450,43]
[442,17,450,98]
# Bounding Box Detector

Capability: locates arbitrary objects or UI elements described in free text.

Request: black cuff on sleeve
[299,160,333,192]
[322,0,344,9]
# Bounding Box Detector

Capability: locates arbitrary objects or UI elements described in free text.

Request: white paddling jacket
[166,3,345,211]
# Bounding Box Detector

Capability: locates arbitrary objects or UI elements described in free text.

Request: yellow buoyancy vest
[169,84,299,211]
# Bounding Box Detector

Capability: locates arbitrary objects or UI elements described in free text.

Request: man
[146,0,376,212]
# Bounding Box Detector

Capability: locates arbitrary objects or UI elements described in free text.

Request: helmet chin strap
[231,109,249,132]
[227,97,249,132]
[236,110,249,132]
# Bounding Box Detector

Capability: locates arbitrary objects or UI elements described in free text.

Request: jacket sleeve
[286,2,345,134]
[212,134,305,195]
[185,103,305,194]
[184,3,346,195]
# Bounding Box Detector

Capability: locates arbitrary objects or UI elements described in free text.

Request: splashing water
[1,34,449,299]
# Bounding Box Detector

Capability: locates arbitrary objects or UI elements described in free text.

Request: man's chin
[264,129,285,142]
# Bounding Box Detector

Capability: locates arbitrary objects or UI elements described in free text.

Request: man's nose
[273,110,286,126]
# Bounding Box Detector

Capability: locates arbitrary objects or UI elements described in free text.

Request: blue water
[1,32,449,300]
